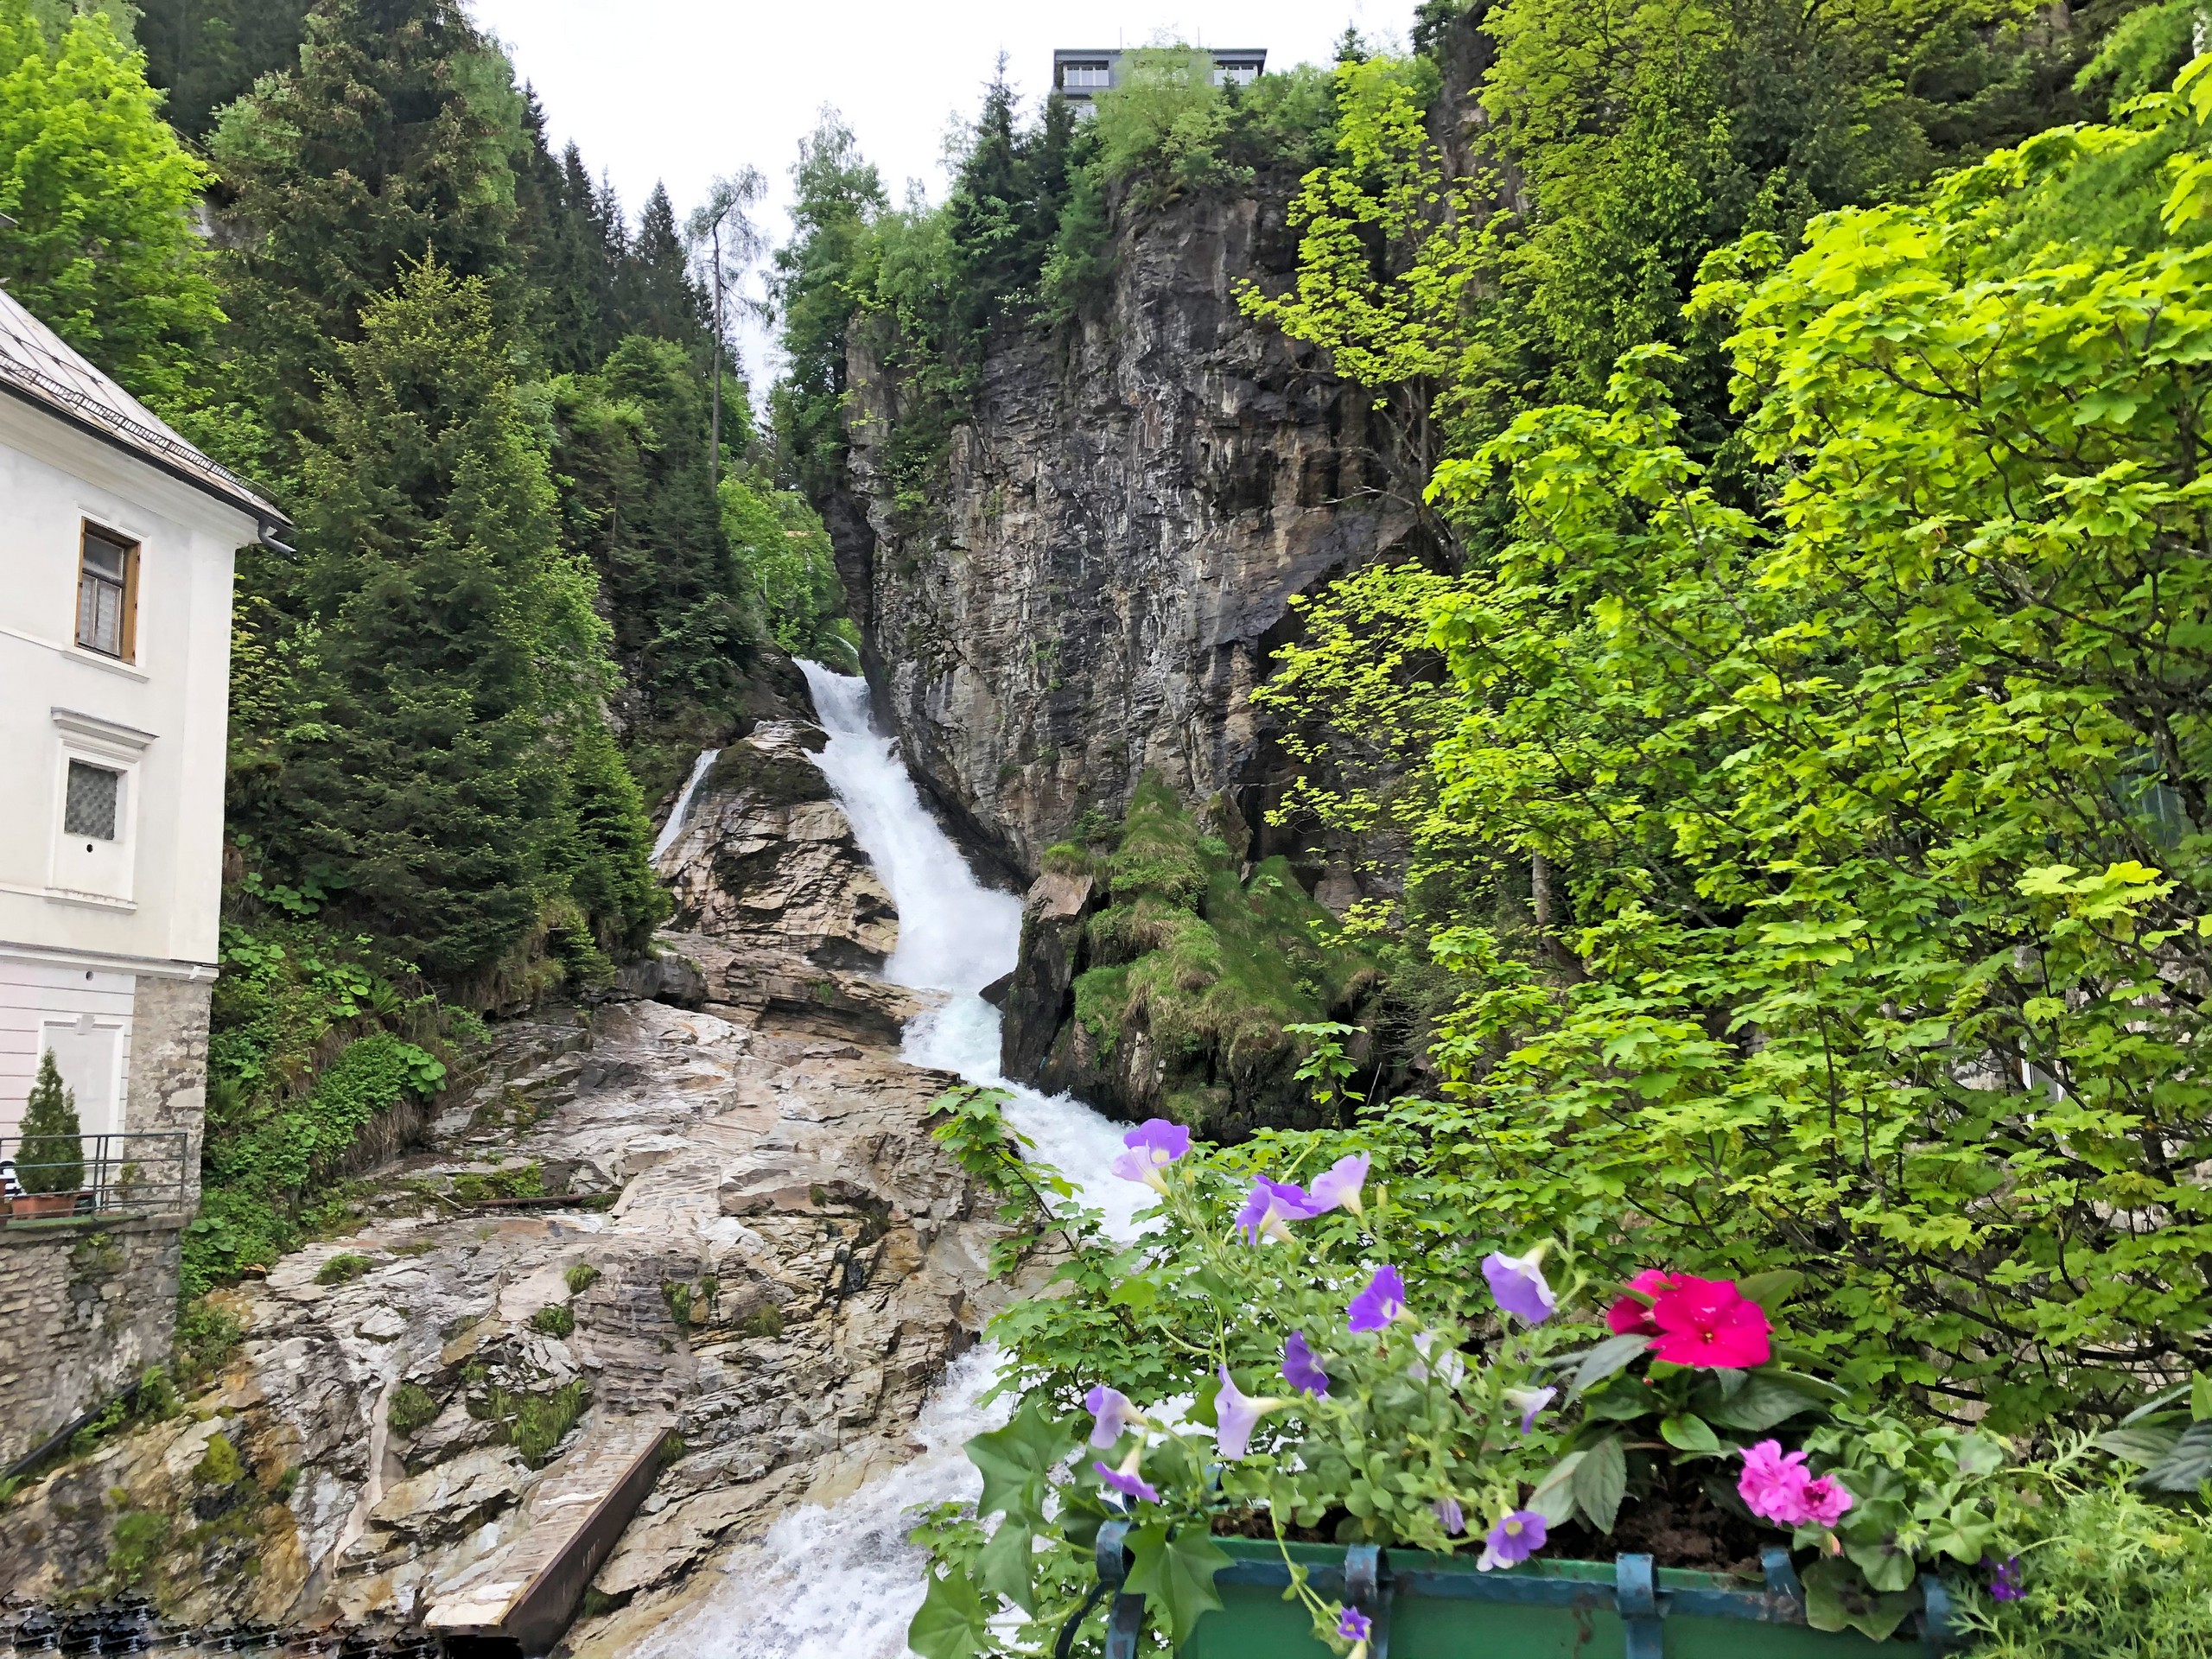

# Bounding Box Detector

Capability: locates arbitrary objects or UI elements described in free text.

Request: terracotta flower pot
[4,1190,88,1221]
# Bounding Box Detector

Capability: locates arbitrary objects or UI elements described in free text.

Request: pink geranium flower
[1738,1440,1854,1529]
[1648,1274,1771,1369]
[1607,1268,1675,1337]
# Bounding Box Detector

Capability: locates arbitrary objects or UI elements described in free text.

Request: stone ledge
[0,1212,184,1248]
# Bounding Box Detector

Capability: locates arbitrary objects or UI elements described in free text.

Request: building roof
[0,283,287,529]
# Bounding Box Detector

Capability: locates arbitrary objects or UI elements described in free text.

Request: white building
[0,284,284,1192]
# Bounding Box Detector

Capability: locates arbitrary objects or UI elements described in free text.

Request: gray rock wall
[124,976,213,1216]
[0,1219,180,1467]
[836,186,1421,877]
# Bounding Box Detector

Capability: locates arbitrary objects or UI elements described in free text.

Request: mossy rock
[705,736,828,809]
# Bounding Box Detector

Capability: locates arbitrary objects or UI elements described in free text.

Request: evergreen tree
[136,0,308,136]
[17,1051,84,1197]
[617,181,707,342]
[269,259,613,982]
[512,97,614,373]
[560,721,666,957]
[0,0,224,405]
[207,0,528,453]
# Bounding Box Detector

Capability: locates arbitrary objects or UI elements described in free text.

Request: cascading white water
[631,665,1144,1658]
[651,747,723,862]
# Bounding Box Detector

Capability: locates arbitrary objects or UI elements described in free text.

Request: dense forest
[0,0,854,1291]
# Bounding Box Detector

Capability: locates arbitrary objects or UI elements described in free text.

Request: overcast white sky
[466,0,1409,385]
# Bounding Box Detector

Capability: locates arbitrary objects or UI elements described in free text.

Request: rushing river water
[2,666,1135,1659]
[624,664,1144,1659]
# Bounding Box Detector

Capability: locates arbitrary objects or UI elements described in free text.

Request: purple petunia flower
[1214,1365,1283,1459]
[1084,1384,1141,1448]
[1109,1119,1192,1192]
[1433,1496,1465,1535]
[1347,1266,1408,1333]
[1506,1385,1557,1435]
[1336,1606,1373,1643]
[1477,1510,1548,1572]
[1989,1555,2024,1603]
[1308,1153,1371,1217]
[1282,1331,1331,1397]
[1236,1176,1325,1243]
[1093,1459,1160,1505]
[1482,1248,1558,1325]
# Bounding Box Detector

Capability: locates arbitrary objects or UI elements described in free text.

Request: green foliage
[16,1049,83,1195]
[192,1431,246,1486]
[107,1510,171,1587]
[563,1262,601,1295]
[529,1303,575,1338]
[505,1379,588,1465]
[137,0,307,137]
[386,1381,441,1437]
[174,1297,244,1387]
[720,467,859,667]
[0,0,222,408]
[315,1251,372,1285]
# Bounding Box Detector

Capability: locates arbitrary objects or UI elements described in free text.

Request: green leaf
[2139,1421,2212,1492]
[976,1519,1036,1614]
[1802,1558,1920,1643]
[1125,1522,1231,1646]
[1572,1434,1628,1531]
[1660,1413,1721,1453]
[1527,1449,1586,1527]
[1702,1376,1824,1433]
[2097,1424,2183,1466]
[1734,1269,1804,1311]
[1109,1276,1159,1311]
[1568,1334,1651,1395]
[1844,1535,1918,1595]
[2192,1371,2212,1423]
[906,1568,989,1659]
[966,1398,1072,1523]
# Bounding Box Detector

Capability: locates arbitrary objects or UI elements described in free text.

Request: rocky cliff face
[0,714,1015,1653]
[835,185,1421,880]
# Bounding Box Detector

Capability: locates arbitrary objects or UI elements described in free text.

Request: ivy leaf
[1568,1334,1651,1395]
[1801,1558,1920,1643]
[1660,1413,1721,1453]
[1124,1522,1230,1646]
[1572,1435,1627,1531]
[906,1568,989,1659]
[967,1398,1071,1524]
[977,1519,1036,1614]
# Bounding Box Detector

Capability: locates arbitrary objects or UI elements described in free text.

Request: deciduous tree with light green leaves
[0,0,222,405]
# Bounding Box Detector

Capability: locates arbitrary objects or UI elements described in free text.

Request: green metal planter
[1085,1529,1961,1659]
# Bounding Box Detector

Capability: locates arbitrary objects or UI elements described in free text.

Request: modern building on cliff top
[0,280,285,1467]
[1052,46,1267,104]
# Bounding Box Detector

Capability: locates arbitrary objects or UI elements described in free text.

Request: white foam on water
[628,664,1145,1659]
[650,747,722,862]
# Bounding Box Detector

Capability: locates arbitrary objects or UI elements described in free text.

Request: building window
[1062,61,1110,90]
[1214,61,1261,87]
[76,524,137,660]
[64,760,121,841]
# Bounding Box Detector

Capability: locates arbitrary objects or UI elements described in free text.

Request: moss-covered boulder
[1014,776,1386,1140]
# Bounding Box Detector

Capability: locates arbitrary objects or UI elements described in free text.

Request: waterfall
[651,747,722,862]
[632,665,1144,1658]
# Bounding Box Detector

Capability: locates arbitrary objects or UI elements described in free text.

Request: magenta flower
[1505,1385,1557,1434]
[1213,1365,1283,1460]
[1477,1510,1548,1571]
[1109,1119,1191,1192]
[1283,1331,1330,1397]
[1084,1384,1141,1448]
[1738,1440,1853,1529]
[1346,1266,1408,1333]
[1093,1459,1160,1505]
[1649,1275,1771,1369]
[1336,1606,1372,1643]
[1607,1268,1675,1337]
[1308,1153,1370,1217]
[1481,1248,1557,1325]
[1236,1176,1324,1243]
[1433,1496,1465,1535]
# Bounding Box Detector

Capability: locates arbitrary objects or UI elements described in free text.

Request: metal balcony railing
[0,1131,189,1222]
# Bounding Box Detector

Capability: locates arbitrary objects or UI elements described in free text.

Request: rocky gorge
[0,685,1036,1655]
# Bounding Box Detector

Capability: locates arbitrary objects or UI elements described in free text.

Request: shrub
[564,1262,601,1294]
[17,1050,83,1195]
[315,1252,372,1285]
[509,1380,589,1466]
[530,1304,575,1338]
[387,1382,440,1438]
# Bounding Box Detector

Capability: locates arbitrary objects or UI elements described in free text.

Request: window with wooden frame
[75,523,138,661]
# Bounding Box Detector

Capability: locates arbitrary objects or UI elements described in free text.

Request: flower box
[1091,1532,1961,1659]
[3,1190,89,1223]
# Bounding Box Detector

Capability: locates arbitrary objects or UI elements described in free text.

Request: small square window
[76,525,137,660]
[64,761,120,840]
[1063,61,1110,90]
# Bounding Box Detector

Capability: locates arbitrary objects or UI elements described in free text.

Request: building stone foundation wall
[123,974,212,1215]
[0,1218,181,1468]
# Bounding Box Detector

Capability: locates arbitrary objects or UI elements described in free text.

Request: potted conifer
[10,1051,88,1221]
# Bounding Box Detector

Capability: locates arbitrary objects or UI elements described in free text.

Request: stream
[626,664,1143,1658]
